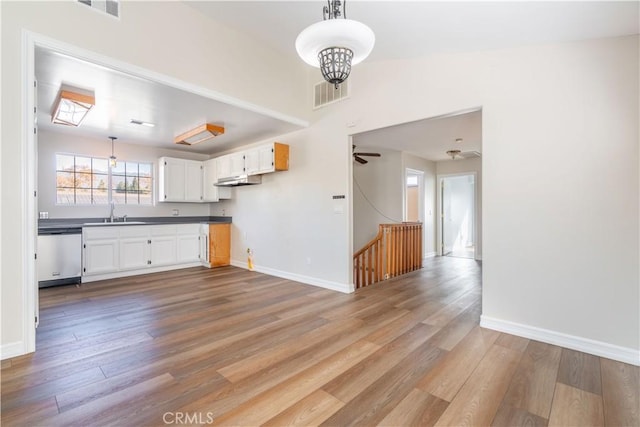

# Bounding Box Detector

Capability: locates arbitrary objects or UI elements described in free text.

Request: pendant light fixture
[108,136,117,167]
[296,0,375,88]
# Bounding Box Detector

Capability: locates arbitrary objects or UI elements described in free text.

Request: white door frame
[436,172,477,257]
[403,168,425,260]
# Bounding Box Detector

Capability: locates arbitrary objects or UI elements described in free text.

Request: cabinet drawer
[151,224,177,236]
[83,227,119,240]
[118,226,148,238]
[177,223,200,235]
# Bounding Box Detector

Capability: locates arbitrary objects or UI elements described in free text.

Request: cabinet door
[84,239,119,275]
[229,152,246,176]
[209,223,231,267]
[258,144,276,173]
[176,224,201,263]
[185,160,203,202]
[160,157,186,202]
[216,155,231,180]
[119,226,150,271]
[245,149,261,176]
[150,225,177,267]
[202,158,219,202]
[150,235,177,267]
[119,237,149,271]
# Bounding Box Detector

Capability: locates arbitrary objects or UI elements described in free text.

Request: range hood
[215,174,262,187]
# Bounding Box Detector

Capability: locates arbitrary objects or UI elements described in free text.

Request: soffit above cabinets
[35,46,305,155]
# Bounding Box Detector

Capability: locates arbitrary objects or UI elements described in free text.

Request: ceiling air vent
[313,80,349,109]
[460,151,481,159]
[77,0,120,18]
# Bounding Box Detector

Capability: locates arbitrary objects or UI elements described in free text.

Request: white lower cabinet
[119,227,150,271]
[82,223,209,281]
[84,239,119,275]
[176,224,201,263]
[150,226,177,267]
[83,227,119,275]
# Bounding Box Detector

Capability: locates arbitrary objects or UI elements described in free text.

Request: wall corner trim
[480,315,640,366]
[1,341,28,361]
[230,260,354,294]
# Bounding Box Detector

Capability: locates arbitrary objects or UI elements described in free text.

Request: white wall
[352,148,403,250]
[38,130,212,219]
[344,36,639,358]
[207,116,352,291]
[437,157,483,259]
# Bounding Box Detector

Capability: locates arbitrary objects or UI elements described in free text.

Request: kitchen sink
[83,221,147,226]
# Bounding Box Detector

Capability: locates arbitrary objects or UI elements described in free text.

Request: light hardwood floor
[1,257,638,426]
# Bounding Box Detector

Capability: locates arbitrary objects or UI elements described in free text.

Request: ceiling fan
[353,145,381,164]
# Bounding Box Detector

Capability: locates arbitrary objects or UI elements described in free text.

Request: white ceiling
[35,47,304,155]
[353,109,482,162]
[36,1,638,158]
[187,1,639,62]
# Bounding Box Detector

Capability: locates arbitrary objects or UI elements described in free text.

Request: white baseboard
[424,252,437,258]
[1,341,27,360]
[480,315,640,366]
[230,260,353,294]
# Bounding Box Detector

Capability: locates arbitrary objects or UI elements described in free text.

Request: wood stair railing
[353,222,423,289]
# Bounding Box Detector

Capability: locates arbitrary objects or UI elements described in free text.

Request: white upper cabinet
[246,142,289,176]
[159,157,228,203]
[184,160,203,202]
[216,152,246,180]
[159,157,186,202]
[230,152,246,176]
[203,158,231,202]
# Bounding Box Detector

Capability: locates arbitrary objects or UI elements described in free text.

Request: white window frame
[55,153,154,206]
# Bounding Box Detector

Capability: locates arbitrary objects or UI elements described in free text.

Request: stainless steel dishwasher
[37,227,82,288]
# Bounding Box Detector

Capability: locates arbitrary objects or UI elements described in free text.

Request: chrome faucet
[109,201,115,223]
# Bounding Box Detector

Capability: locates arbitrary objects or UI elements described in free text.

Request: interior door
[441,174,475,258]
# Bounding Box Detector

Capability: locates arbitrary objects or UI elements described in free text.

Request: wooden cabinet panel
[273,142,289,172]
[209,223,231,267]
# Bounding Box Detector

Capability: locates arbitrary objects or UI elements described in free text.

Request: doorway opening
[440,173,475,259]
[404,169,424,223]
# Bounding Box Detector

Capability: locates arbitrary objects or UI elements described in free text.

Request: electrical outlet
[306,257,311,265]
[172,209,179,216]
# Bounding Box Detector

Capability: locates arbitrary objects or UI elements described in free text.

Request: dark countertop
[38,216,232,233]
